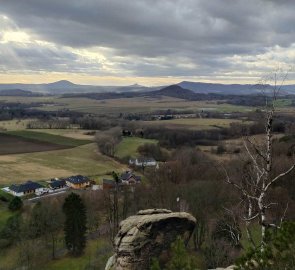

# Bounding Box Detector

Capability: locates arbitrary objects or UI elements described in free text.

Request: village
[1,156,158,200]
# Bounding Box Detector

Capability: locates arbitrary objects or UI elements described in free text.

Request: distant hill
[178,81,295,95]
[0,89,42,97]
[0,80,294,96]
[0,80,159,95]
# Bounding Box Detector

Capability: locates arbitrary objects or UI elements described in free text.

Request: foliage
[236,222,295,270]
[63,192,87,256]
[137,143,169,161]
[8,196,23,211]
[150,237,198,270]
[0,214,22,246]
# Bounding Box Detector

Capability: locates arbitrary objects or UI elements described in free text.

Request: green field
[0,143,127,184]
[5,130,91,147]
[142,117,251,130]
[115,137,157,159]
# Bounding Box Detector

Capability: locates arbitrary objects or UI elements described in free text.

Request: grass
[240,223,262,252]
[30,128,95,140]
[0,205,13,231]
[0,234,112,270]
[5,130,92,147]
[143,118,251,130]
[115,137,157,159]
[43,238,112,270]
[0,143,127,184]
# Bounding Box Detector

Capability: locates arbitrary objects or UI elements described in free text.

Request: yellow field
[0,143,126,185]
[30,128,95,140]
[0,119,34,130]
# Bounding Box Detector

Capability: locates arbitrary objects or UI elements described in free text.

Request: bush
[236,222,295,270]
[8,196,23,211]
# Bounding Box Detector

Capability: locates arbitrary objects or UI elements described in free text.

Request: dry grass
[0,143,127,185]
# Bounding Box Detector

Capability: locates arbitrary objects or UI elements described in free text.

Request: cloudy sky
[0,0,295,85]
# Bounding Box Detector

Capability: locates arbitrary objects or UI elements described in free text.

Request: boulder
[105,209,196,270]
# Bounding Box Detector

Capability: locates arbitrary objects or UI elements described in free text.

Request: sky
[0,0,295,86]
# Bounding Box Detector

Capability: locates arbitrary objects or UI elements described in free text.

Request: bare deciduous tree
[225,72,295,251]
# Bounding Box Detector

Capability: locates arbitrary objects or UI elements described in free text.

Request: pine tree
[8,196,23,211]
[63,192,87,256]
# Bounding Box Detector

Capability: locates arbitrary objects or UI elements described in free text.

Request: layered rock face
[105,209,196,270]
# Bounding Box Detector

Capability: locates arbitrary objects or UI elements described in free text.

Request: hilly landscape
[1,80,295,96]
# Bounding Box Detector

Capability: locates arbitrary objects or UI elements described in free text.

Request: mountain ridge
[0,80,294,95]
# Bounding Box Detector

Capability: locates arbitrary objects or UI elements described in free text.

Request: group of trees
[0,192,88,269]
[95,127,122,157]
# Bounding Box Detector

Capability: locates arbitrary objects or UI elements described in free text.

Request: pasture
[0,143,126,184]
[115,137,157,159]
[142,118,250,130]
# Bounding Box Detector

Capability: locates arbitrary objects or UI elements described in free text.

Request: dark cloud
[0,0,295,80]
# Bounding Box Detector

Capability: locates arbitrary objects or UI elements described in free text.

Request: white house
[9,181,44,197]
[129,157,157,167]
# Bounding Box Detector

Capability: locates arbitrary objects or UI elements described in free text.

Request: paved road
[28,190,68,202]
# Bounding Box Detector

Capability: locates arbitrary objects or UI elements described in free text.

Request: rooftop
[9,181,43,193]
[66,175,90,184]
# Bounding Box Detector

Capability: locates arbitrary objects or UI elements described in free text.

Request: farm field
[142,117,251,130]
[0,95,253,114]
[29,128,95,140]
[5,130,92,147]
[115,137,157,159]
[0,143,126,184]
[0,133,68,155]
[0,130,92,155]
[0,119,34,131]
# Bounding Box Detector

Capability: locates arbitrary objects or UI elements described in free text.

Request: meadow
[0,143,126,184]
[142,117,251,130]
[115,137,157,159]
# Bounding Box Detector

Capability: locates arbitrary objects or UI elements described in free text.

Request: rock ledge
[105,209,196,270]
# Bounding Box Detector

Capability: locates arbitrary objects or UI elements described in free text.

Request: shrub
[8,196,23,211]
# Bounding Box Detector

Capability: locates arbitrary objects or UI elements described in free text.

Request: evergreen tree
[8,196,23,211]
[166,237,196,270]
[63,192,87,256]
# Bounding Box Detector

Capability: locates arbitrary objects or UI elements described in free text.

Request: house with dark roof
[65,175,90,189]
[102,171,141,190]
[120,171,141,184]
[9,181,44,197]
[48,179,67,190]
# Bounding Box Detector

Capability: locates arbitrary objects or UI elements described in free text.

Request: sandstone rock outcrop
[105,209,196,270]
